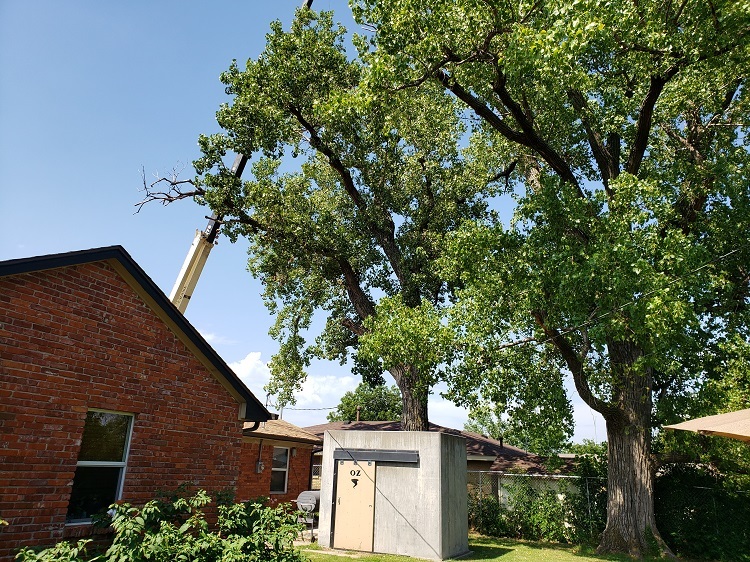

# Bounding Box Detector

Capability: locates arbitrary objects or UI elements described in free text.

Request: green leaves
[359,296,452,383]
[186,8,502,420]
[327,382,402,422]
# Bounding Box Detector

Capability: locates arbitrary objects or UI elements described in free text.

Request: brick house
[237,419,322,505]
[0,246,274,560]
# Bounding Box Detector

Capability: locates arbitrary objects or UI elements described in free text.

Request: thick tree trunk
[389,364,429,431]
[597,341,673,558]
[598,415,665,556]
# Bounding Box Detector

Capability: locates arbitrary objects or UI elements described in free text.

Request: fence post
[585,477,593,538]
[479,471,484,532]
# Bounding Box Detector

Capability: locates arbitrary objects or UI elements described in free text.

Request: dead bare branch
[135,166,204,213]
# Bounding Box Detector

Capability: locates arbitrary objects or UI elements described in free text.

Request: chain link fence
[311,464,322,490]
[467,471,606,543]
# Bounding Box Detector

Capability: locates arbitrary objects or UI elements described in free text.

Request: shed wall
[318,430,469,560]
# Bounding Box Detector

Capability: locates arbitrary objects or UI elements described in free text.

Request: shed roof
[303,420,529,458]
[303,420,577,474]
[0,245,272,422]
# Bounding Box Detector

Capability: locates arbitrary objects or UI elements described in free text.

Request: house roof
[303,420,577,475]
[0,245,272,422]
[243,419,323,445]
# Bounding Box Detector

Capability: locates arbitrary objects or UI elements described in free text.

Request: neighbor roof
[243,419,323,445]
[0,246,272,422]
[303,420,576,475]
[304,421,530,458]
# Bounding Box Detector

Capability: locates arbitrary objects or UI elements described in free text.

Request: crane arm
[169,154,247,312]
[169,0,313,313]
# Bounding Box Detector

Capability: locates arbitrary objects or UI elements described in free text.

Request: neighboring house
[238,419,322,505]
[0,247,273,560]
[303,421,564,476]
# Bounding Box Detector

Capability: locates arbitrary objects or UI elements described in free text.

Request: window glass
[270,470,287,493]
[66,467,121,522]
[78,411,130,462]
[66,410,132,523]
[272,447,289,469]
[271,446,289,493]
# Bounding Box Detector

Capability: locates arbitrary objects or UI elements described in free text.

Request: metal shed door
[333,459,376,551]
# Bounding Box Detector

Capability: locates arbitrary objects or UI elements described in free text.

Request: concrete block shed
[317,430,469,560]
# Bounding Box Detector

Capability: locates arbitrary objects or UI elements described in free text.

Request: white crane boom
[169,154,246,312]
[169,0,314,313]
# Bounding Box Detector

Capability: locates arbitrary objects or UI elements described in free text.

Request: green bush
[503,480,572,542]
[468,495,508,537]
[15,491,304,562]
[468,479,576,543]
[656,465,750,561]
[15,539,98,562]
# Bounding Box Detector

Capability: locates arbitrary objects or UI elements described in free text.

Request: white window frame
[66,408,134,525]
[270,446,289,494]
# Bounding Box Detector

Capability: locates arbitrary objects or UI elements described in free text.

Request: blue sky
[0,1,604,442]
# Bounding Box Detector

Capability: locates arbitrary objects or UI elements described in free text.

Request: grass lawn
[299,534,649,562]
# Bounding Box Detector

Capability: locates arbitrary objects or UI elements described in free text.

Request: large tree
[352,0,750,556]
[141,9,497,430]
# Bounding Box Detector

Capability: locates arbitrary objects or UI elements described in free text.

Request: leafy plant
[327,382,402,422]
[15,539,98,562]
[16,491,304,562]
[655,465,750,561]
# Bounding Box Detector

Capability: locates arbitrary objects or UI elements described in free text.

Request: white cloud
[428,398,469,430]
[228,352,358,427]
[200,331,238,346]
[229,351,272,401]
[279,373,359,427]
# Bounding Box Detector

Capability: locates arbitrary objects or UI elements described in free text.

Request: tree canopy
[327,382,402,422]
[143,1,750,555]
[142,9,501,430]
[352,0,750,556]
[464,397,572,455]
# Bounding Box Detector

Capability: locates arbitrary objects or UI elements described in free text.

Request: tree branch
[490,66,583,192]
[568,89,619,195]
[288,105,409,290]
[532,310,618,417]
[626,66,680,175]
[338,257,376,321]
[135,167,203,213]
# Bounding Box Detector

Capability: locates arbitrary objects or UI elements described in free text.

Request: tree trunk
[389,363,429,431]
[597,341,673,558]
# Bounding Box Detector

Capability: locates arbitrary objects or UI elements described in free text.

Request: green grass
[298,534,662,562]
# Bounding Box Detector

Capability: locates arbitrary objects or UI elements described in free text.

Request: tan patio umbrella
[664,408,750,443]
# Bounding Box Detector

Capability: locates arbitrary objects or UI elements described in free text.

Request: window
[270,447,289,493]
[66,410,133,523]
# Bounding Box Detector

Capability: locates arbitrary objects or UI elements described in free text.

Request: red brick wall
[0,262,246,560]
[237,441,314,505]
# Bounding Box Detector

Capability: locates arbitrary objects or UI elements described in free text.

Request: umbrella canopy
[664,408,750,443]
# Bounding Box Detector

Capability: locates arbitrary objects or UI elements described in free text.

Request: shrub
[468,494,507,537]
[655,465,750,561]
[16,491,304,562]
[15,539,98,562]
[503,480,571,543]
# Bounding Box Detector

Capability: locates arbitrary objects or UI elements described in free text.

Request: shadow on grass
[466,544,514,559]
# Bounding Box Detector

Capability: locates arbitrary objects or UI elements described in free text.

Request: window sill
[63,522,114,539]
